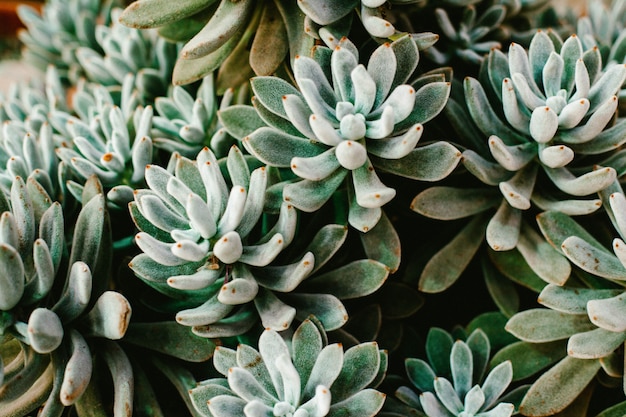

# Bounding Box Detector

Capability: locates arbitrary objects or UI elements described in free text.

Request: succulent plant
[224,35,458,232]
[7,0,626,415]
[494,182,626,415]
[16,0,121,82]
[0,174,136,416]
[151,74,236,158]
[129,145,389,336]
[74,7,178,101]
[52,76,154,209]
[299,0,442,47]
[394,327,524,417]
[412,29,626,295]
[190,317,387,417]
[575,0,626,65]
[422,3,508,66]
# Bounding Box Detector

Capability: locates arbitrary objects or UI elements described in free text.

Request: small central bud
[335,101,355,120]
[274,401,295,416]
[339,114,366,140]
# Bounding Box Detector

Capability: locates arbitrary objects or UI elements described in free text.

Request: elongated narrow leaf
[300,259,388,299]
[538,284,622,315]
[567,327,626,359]
[119,0,214,28]
[490,340,566,381]
[520,356,601,416]
[411,186,500,220]
[505,309,595,342]
[360,211,400,272]
[373,142,461,181]
[419,213,488,293]
[516,222,571,286]
[562,236,626,280]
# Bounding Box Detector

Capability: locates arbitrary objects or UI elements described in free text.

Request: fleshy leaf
[505,309,595,343]
[519,356,601,416]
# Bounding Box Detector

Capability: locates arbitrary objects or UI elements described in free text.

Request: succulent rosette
[575,0,626,65]
[52,75,154,208]
[228,35,458,232]
[190,318,387,417]
[0,176,135,416]
[494,182,626,415]
[151,74,236,158]
[20,1,178,99]
[395,328,521,417]
[0,118,60,201]
[16,0,121,82]
[424,3,507,66]
[412,30,626,294]
[129,145,389,336]
[73,7,178,100]
[0,66,70,197]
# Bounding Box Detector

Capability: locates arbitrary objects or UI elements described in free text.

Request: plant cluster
[1,0,626,416]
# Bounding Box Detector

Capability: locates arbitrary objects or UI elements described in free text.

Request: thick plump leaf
[536,210,607,254]
[181,0,254,60]
[505,309,595,342]
[331,342,381,403]
[300,259,388,299]
[244,127,326,167]
[464,77,526,144]
[491,340,566,381]
[519,356,601,416]
[538,285,622,315]
[0,244,25,310]
[219,105,266,139]
[587,292,626,332]
[373,142,461,181]
[251,76,302,119]
[328,389,385,417]
[419,213,487,293]
[298,0,358,25]
[411,187,500,220]
[562,236,626,280]
[359,211,400,272]
[172,35,240,85]
[567,327,626,359]
[27,308,63,354]
[486,201,521,251]
[81,292,132,340]
[119,0,214,28]
[207,394,247,417]
[302,343,343,401]
[426,328,454,377]
[69,194,107,280]
[285,293,347,331]
[396,82,451,129]
[124,321,215,362]
[405,358,436,393]
[190,382,233,417]
[283,169,348,212]
[482,361,513,410]
[516,223,571,286]
[293,319,324,393]
[450,341,473,398]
